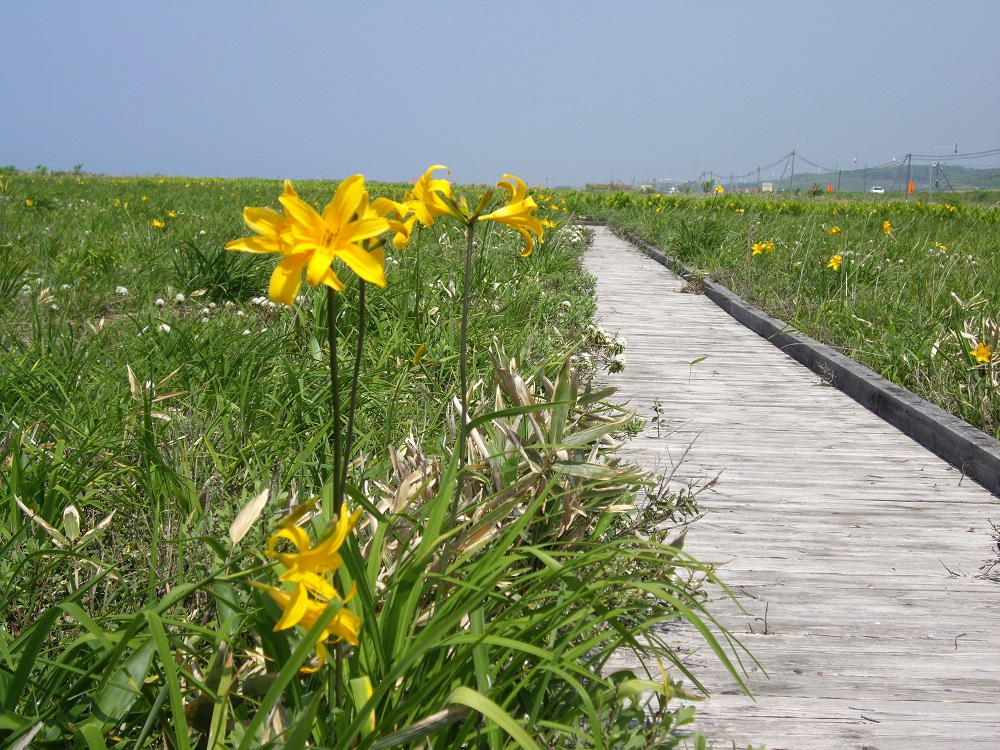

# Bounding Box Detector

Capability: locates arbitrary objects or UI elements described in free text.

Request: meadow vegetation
[0,171,748,749]
[563,188,1000,438]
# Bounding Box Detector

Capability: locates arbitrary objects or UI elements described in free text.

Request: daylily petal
[306,247,335,287]
[267,525,312,564]
[280,194,327,235]
[323,175,366,228]
[269,253,309,306]
[273,582,310,631]
[243,206,288,238]
[226,236,282,254]
[317,267,346,292]
[337,244,387,287]
[280,569,339,601]
[330,608,362,646]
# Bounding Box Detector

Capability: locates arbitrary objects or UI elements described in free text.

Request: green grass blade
[145,611,192,750]
[447,686,542,750]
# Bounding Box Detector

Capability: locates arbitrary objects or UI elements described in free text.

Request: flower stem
[342,281,365,493]
[457,221,475,501]
[327,286,343,516]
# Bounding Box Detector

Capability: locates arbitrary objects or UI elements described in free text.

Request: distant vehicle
[870,186,885,194]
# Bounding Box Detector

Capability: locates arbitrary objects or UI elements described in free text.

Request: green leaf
[146,611,192,750]
[549,359,573,444]
[465,402,572,433]
[551,461,619,480]
[370,706,469,750]
[235,600,344,750]
[447,687,542,750]
[91,636,156,727]
[3,605,61,711]
[75,721,109,750]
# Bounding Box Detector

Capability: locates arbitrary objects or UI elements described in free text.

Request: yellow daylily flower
[254,582,361,672]
[370,196,418,250]
[882,220,892,234]
[253,503,365,672]
[227,178,389,305]
[829,226,841,235]
[972,341,992,363]
[714,185,724,194]
[408,165,466,226]
[279,175,389,294]
[478,174,544,257]
[267,505,362,600]
[827,254,843,271]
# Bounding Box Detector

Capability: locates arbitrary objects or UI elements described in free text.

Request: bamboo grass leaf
[447,687,542,750]
[145,611,192,750]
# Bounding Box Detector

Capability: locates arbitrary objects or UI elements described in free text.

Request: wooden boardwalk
[588,227,1000,749]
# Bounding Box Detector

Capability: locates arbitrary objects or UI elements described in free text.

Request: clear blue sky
[4,1,999,186]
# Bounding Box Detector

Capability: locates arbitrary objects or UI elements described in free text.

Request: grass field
[563,188,1000,439]
[0,172,745,749]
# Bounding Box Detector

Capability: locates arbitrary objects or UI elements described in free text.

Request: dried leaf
[229,488,270,545]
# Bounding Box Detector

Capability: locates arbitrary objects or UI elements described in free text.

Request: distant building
[761,181,774,193]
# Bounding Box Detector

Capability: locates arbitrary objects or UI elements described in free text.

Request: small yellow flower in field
[151,219,165,228]
[829,226,841,235]
[141,195,149,201]
[734,208,745,213]
[254,582,361,672]
[882,220,892,234]
[253,503,364,672]
[935,243,947,252]
[409,164,464,226]
[114,198,121,207]
[972,341,992,363]
[479,174,544,256]
[541,218,557,229]
[827,254,843,271]
[751,241,776,256]
[714,185,724,194]
[167,210,179,218]
[267,504,362,599]
[227,177,390,305]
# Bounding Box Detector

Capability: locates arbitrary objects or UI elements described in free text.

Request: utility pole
[863,165,868,194]
[905,154,912,202]
[789,150,795,192]
[757,166,761,193]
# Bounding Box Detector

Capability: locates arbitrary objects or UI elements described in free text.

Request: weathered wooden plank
[586,227,1000,749]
